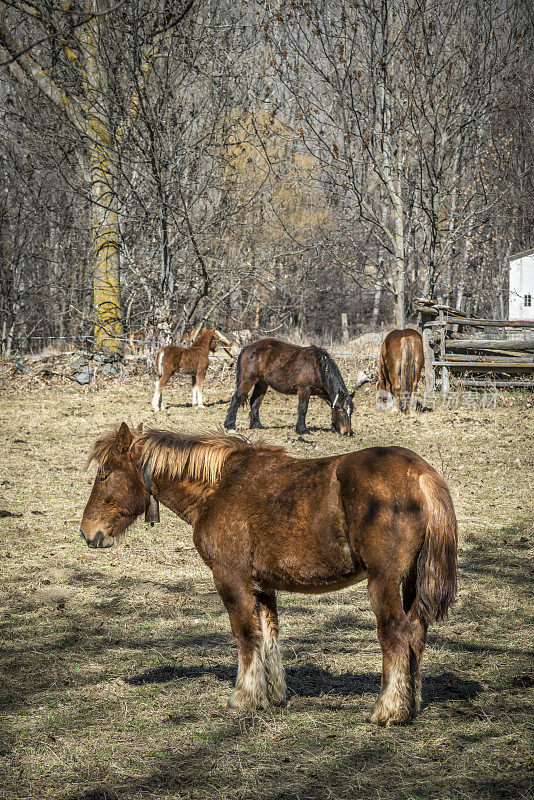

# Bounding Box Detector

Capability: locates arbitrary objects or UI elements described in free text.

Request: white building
[509,248,534,321]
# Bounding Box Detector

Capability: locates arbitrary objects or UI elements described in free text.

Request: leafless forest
[1,0,533,353]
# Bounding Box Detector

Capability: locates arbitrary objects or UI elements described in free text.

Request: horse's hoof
[269,693,288,707]
[250,423,265,430]
[225,428,237,434]
[370,701,412,726]
[227,690,268,713]
[296,428,310,436]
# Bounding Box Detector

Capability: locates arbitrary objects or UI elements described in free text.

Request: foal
[151,327,219,411]
[81,423,458,726]
[377,329,424,412]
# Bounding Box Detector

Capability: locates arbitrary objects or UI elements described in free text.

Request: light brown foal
[151,327,219,411]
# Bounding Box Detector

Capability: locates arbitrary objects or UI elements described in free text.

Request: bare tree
[266,0,531,325]
[0,0,196,355]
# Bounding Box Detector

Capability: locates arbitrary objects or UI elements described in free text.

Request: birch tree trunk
[81,4,122,356]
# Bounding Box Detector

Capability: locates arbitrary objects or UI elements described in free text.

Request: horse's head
[331,392,354,436]
[80,423,153,549]
[208,328,219,352]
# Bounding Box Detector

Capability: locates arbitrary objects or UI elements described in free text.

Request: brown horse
[80,423,458,726]
[377,329,424,413]
[224,339,366,436]
[151,327,219,411]
[129,328,195,356]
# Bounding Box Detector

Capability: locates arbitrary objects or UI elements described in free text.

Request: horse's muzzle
[334,425,352,437]
[80,528,114,548]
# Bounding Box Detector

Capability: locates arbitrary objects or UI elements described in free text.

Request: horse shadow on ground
[126,662,482,709]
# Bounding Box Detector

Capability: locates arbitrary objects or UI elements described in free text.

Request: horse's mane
[313,347,349,400]
[87,427,285,485]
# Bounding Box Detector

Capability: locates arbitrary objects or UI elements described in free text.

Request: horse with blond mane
[80,422,457,726]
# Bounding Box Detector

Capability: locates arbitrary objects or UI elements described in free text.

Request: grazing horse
[80,423,458,726]
[152,327,219,411]
[224,339,363,436]
[377,329,424,413]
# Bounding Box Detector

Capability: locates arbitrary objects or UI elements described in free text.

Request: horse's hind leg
[402,574,428,718]
[213,570,269,711]
[368,575,413,725]
[152,363,171,411]
[249,381,267,429]
[406,609,427,717]
[224,391,241,431]
[224,379,255,432]
[256,589,286,704]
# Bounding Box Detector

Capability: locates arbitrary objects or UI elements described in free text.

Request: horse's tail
[416,472,458,624]
[234,346,244,385]
[399,338,416,412]
[233,346,249,407]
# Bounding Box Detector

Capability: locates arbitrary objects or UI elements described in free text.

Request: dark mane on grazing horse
[313,347,350,401]
[87,427,284,485]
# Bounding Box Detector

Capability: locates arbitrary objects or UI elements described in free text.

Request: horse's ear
[116,422,133,452]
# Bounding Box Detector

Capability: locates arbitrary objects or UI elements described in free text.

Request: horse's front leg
[296,388,311,435]
[213,569,270,711]
[195,368,207,407]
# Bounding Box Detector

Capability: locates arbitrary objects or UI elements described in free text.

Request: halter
[332,392,339,408]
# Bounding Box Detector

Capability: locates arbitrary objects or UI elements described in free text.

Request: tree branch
[0,20,85,134]
[0,1,127,67]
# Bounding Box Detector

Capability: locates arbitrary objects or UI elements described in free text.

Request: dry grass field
[0,365,532,800]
